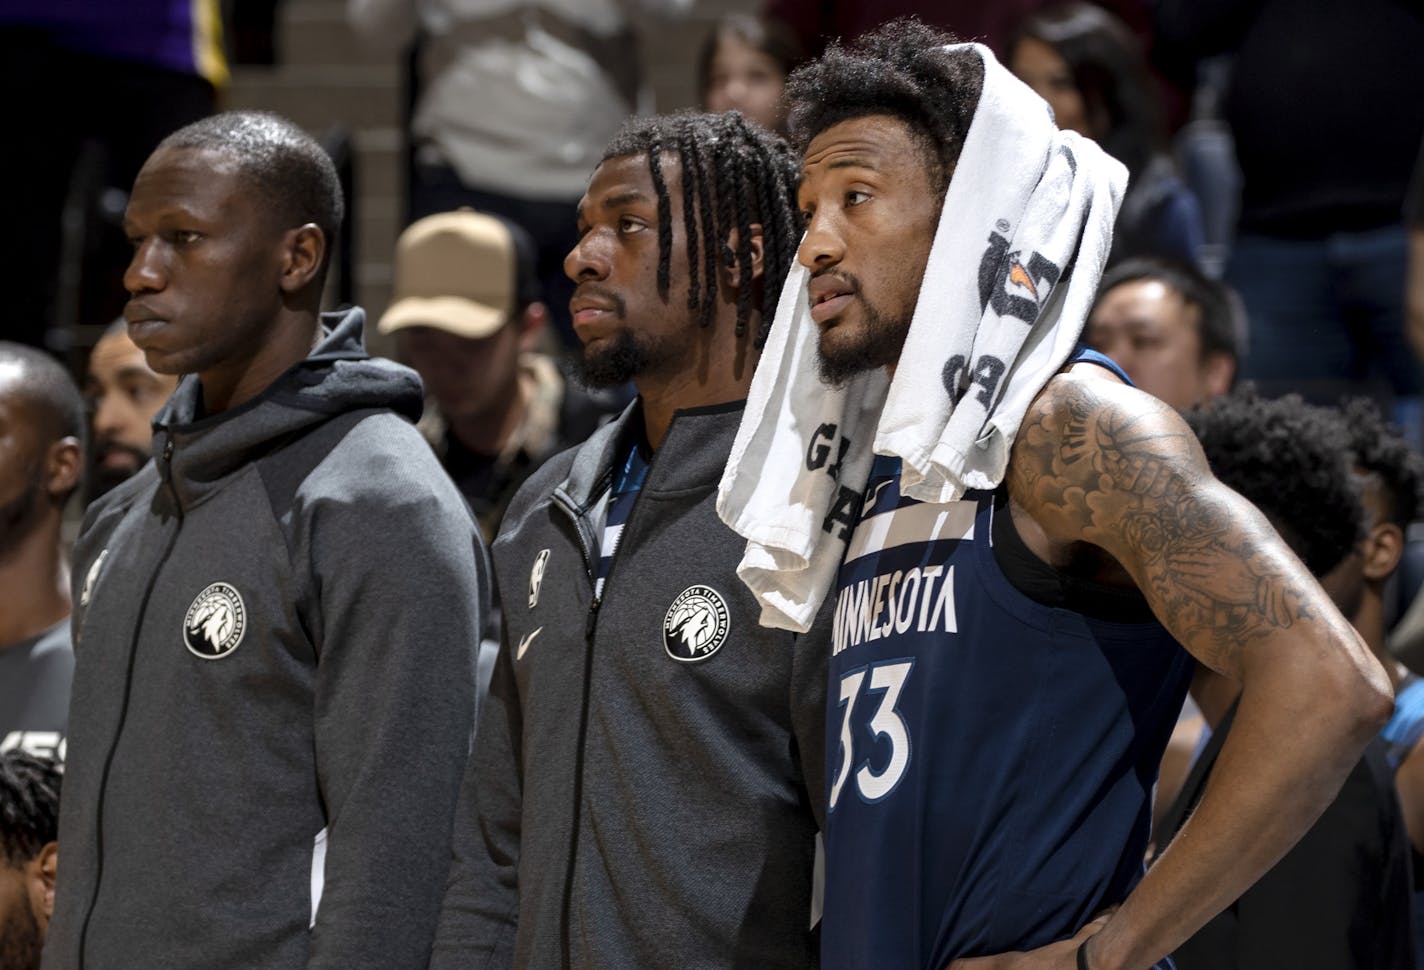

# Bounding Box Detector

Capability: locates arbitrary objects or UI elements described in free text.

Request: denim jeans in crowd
[1229,223,1423,444]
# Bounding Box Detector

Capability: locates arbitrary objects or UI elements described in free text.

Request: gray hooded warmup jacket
[430,401,829,969]
[43,309,487,970]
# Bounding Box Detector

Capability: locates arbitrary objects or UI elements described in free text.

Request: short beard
[0,892,44,970]
[816,299,912,388]
[572,328,653,389]
[88,441,151,502]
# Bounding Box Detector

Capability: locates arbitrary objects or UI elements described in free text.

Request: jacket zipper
[76,436,185,970]
[551,491,599,970]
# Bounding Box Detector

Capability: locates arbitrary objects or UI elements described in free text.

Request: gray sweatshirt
[431,401,828,969]
[43,309,487,970]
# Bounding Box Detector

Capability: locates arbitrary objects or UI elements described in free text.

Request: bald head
[0,344,85,450]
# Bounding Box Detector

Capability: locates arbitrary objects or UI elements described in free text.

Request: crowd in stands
[3,2,1424,968]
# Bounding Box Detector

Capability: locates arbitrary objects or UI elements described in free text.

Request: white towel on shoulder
[715,42,1127,632]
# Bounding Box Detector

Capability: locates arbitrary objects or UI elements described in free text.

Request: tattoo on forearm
[1011,383,1315,659]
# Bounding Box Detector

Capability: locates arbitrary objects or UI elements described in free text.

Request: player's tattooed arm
[1007,372,1342,678]
[996,370,1393,970]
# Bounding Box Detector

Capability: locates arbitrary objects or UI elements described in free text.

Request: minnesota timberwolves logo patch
[183,582,247,660]
[662,585,730,663]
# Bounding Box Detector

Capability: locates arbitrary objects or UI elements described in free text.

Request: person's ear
[1363,521,1405,583]
[1201,351,1236,402]
[31,841,58,927]
[279,224,326,294]
[44,437,82,501]
[720,225,766,287]
[517,302,549,354]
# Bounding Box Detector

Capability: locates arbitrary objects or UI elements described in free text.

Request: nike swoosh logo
[516,626,544,660]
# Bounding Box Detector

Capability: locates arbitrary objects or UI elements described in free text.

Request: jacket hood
[151,307,425,508]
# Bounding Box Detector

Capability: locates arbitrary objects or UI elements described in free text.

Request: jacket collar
[558,398,747,511]
[149,308,423,509]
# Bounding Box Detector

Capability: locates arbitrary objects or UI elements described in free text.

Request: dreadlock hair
[1187,386,1365,578]
[0,752,61,868]
[601,110,802,346]
[1339,396,1424,529]
[784,17,984,195]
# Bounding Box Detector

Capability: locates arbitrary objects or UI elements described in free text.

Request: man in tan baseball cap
[379,209,603,541]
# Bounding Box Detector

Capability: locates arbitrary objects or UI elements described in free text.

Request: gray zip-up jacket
[43,309,486,970]
[430,401,828,969]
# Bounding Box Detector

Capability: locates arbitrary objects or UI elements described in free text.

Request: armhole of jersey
[1068,345,1133,386]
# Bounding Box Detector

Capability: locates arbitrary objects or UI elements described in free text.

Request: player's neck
[636,322,757,451]
[0,523,69,647]
[199,311,322,415]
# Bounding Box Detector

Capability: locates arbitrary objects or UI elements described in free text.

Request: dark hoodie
[43,309,487,970]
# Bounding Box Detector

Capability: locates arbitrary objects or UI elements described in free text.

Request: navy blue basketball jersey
[821,349,1191,969]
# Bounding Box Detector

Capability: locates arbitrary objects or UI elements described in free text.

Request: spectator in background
[0,345,83,767]
[1084,256,1238,410]
[1340,398,1424,968]
[1168,389,1417,970]
[83,320,178,502]
[0,752,62,970]
[377,209,606,544]
[1154,0,1424,432]
[698,13,803,135]
[0,3,221,350]
[346,0,692,348]
[1007,2,1204,267]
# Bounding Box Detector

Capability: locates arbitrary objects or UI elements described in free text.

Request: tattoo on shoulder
[1010,378,1314,655]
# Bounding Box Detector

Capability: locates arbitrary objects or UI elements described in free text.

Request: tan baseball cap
[377,209,520,340]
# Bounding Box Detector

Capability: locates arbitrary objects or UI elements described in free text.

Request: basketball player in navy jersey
[431,112,830,968]
[785,20,1392,970]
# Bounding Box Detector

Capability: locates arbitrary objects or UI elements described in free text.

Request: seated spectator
[1084,256,1238,410]
[0,344,83,765]
[0,752,61,970]
[83,319,178,502]
[1167,388,1417,970]
[698,13,803,134]
[1340,398,1424,967]
[377,209,607,543]
[1007,2,1205,267]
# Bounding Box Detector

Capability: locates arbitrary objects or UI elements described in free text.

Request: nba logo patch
[80,549,108,607]
[529,549,551,609]
[183,582,247,660]
[662,585,730,663]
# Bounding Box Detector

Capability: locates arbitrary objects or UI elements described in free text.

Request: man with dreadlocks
[430,110,825,969]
